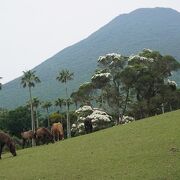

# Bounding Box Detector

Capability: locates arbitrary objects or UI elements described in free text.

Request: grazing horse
[84,118,93,134]
[35,127,54,145]
[21,130,35,148]
[51,122,64,141]
[0,131,17,159]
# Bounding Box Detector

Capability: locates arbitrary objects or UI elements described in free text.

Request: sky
[0,0,180,84]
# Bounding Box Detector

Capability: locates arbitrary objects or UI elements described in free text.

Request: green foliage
[21,70,41,88]
[78,49,180,122]
[0,106,31,137]
[49,112,62,124]
[56,69,74,84]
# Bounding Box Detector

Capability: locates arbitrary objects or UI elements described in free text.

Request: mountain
[1,7,180,109]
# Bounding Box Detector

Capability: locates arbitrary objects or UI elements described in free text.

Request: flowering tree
[72,106,113,135]
[93,53,129,123]
[126,49,180,117]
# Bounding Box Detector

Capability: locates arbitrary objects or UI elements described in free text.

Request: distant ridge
[1,7,180,109]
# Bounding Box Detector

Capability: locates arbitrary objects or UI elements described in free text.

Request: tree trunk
[101,89,104,109]
[59,106,62,123]
[36,108,39,128]
[65,85,71,138]
[161,103,165,114]
[121,89,130,120]
[29,87,36,146]
[47,108,50,127]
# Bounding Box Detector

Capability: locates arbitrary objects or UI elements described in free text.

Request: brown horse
[51,122,64,141]
[21,130,35,148]
[35,127,54,145]
[0,131,17,159]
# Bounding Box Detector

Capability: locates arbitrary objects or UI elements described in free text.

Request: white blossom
[128,55,154,63]
[72,124,77,128]
[98,53,122,63]
[77,123,84,129]
[91,73,111,80]
[167,79,177,87]
[143,48,153,53]
[87,109,112,123]
[106,53,122,59]
[120,115,135,124]
[75,106,93,115]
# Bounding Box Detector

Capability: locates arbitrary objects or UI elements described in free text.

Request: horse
[35,127,54,145]
[0,131,17,159]
[21,130,35,148]
[84,117,93,134]
[51,122,64,141]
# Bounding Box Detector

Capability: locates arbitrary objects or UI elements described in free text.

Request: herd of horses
[0,122,64,159]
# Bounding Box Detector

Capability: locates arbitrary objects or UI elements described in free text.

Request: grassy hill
[1,7,180,109]
[0,110,180,179]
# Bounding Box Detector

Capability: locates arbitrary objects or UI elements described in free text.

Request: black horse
[84,118,93,134]
[0,131,17,159]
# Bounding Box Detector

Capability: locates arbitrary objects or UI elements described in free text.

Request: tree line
[0,49,180,139]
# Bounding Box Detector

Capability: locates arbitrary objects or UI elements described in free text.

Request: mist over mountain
[1,7,180,109]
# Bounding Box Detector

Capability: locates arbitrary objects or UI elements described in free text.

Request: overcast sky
[0,0,180,84]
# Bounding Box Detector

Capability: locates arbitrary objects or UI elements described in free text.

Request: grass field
[0,110,180,180]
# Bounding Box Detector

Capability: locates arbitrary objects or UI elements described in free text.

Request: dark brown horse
[0,131,17,159]
[35,128,54,145]
[84,117,93,134]
[21,130,35,148]
[51,122,64,141]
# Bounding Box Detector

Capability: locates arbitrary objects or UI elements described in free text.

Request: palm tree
[41,101,52,127]
[21,70,41,146]
[32,97,41,128]
[54,98,64,123]
[54,98,64,113]
[63,98,73,111]
[56,69,74,138]
[70,92,79,109]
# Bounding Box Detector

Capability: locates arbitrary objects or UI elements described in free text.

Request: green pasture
[0,110,180,180]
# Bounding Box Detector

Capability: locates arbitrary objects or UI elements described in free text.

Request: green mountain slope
[0,110,180,179]
[1,7,180,108]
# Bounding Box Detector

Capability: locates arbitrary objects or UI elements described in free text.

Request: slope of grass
[0,110,180,179]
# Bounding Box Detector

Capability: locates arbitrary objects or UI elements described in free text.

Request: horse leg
[22,139,25,149]
[0,143,5,159]
[36,137,40,146]
[58,132,60,141]
[52,131,55,142]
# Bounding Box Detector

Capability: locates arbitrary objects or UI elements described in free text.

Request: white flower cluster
[98,53,122,63]
[143,48,153,53]
[128,55,154,63]
[71,124,76,128]
[87,110,112,123]
[73,106,113,134]
[91,72,111,80]
[106,53,122,59]
[120,115,135,124]
[71,123,84,134]
[167,79,177,87]
[75,106,93,115]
